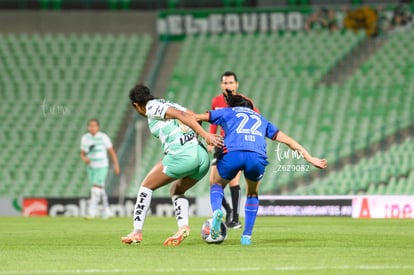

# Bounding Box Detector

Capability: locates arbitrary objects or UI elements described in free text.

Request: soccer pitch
[1,217,413,275]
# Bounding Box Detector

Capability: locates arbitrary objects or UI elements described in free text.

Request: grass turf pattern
[0,217,413,274]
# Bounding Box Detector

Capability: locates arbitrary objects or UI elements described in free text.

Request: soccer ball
[201,218,228,244]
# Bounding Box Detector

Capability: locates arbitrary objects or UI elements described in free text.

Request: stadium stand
[0,33,152,197]
[127,28,413,197]
[289,136,414,195]
[285,29,414,195]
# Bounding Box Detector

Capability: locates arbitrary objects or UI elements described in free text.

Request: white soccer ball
[201,218,228,244]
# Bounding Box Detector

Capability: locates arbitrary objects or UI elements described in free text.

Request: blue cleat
[241,235,252,246]
[211,209,224,239]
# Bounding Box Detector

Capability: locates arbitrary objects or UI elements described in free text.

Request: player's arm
[108,147,120,175]
[208,99,219,151]
[195,113,210,122]
[275,131,327,169]
[80,150,90,165]
[165,108,223,148]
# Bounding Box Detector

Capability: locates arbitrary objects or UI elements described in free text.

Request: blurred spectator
[376,6,392,35]
[327,9,339,32]
[305,8,338,32]
[391,5,413,32]
[343,6,379,37]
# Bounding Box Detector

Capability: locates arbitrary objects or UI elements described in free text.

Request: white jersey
[80,131,113,168]
[146,99,198,154]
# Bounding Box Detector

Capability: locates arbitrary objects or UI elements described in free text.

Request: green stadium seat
[122,29,414,197]
[0,33,152,198]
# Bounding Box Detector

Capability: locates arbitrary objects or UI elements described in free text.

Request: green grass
[1,217,414,274]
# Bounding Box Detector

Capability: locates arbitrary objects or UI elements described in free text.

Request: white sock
[89,187,101,217]
[172,195,189,229]
[101,189,112,217]
[133,186,153,233]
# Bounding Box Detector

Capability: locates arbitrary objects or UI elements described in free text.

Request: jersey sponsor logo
[179,132,196,145]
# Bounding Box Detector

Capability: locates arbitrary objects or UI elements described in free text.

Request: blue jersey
[209,107,279,158]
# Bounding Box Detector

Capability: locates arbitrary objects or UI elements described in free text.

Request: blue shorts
[216,151,268,181]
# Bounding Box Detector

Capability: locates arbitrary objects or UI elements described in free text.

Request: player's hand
[114,164,120,175]
[83,158,91,165]
[308,157,327,169]
[204,133,224,148]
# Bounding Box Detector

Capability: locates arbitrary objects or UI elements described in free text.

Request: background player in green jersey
[122,84,223,246]
[80,119,120,219]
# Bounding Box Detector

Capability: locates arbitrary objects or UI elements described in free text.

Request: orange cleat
[163,226,190,246]
[121,232,142,245]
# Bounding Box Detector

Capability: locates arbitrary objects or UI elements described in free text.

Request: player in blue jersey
[196,92,327,245]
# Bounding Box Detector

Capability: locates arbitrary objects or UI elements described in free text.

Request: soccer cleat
[163,226,190,246]
[121,232,142,245]
[211,209,224,239]
[227,220,242,229]
[240,235,252,246]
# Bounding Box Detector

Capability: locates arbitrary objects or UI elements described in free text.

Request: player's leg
[101,188,112,219]
[210,165,232,223]
[164,144,210,246]
[86,167,101,219]
[211,146,232,222]
[122,161,175,244]
[211,151,242,239]
[240,152,267,245]
[163,177,196,246]
[94,167,112,219]
[227,171,242,229]
[241,178,261,245]
[88,185,101,218]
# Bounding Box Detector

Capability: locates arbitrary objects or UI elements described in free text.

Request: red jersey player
[209,71,259,229]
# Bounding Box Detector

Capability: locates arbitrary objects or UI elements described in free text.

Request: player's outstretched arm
[275,131,327,169]
[194,113,216,152]
[195,113,210,122]
[165,108,223,148]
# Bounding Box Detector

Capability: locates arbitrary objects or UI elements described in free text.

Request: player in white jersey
[121,84,223,246]
[80,119,120,219]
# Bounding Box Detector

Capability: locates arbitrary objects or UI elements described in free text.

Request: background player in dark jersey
[198,92,327,245]
[209,71,259,229]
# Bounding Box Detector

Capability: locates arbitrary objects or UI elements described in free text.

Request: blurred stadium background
[0,0,413,215]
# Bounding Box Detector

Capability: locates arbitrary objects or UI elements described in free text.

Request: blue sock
[210,184,224,212]
[243,196,259,236]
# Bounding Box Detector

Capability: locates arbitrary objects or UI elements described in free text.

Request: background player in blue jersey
[196,92,327,245]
